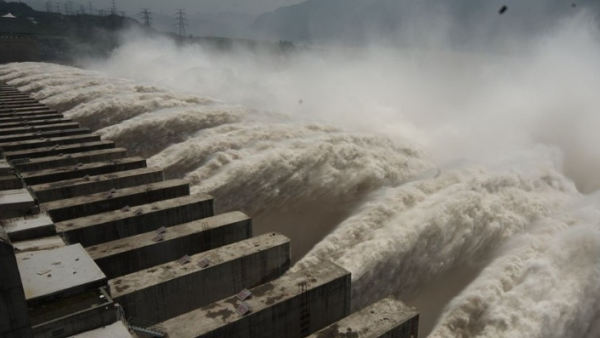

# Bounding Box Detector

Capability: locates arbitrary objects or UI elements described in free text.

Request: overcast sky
[22,0,304,15]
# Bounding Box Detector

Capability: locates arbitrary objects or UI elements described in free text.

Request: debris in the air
[499,5,508,14]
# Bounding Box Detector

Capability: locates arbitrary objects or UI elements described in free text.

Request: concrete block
[0,127,90,143]
[110,232,287,323]
[0,122,79,136]
[0,188,35,219]
[55,193,214,247]
[160,261,351,338]
[0,113,63,124]
[12,236,65,253]
[16,244,107,308]
[0,174,22,190]
[0,117,73,130]
[4,140,114,161]
[92,210,252,279]
[0,134,100,153]
[306,296,420,338]
[43,179,189,222]
[20,156,146,186]
[4,215,55,241]
[30,288,119,338]
[15,148,127,173]
[30,166,163,203]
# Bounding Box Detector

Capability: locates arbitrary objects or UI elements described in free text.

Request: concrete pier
[0,105,47,113]
[16,244,107,308]
[0,106,55,114]
[0,174,22,190]
[0,96,39,100]
[0,95,32,100]
[20,156,147,186]
[0,85,421,338]
[0,113,63,124]
[160,261,351,338]
[109,232,289,323]
[0,99,39,105]
[0,109,58,118]
[30,288,119,338]
[0,134,101,152]
[14,148,127,173]
[0,104,45,110]
[0,127,90,143]
[90,211,253,279]
[307,296,419,338]
[4,140,115,161]
[55,193,214,247]
[0,188,36,219]
[0,117,73,130]
[30,166,164,203]
[62,321,133,338]
[42,179,190,222]
[3,215,54,241]
[0,228,33,338]
[0,122,80,136]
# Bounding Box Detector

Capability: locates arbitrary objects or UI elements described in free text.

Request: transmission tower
[141,8,152,27]
[88,2,93,14]
[79,4,86,15]
[46,1,52,12]
[110,0,117,16]
[176,9,188,37]
[64,1,73,15]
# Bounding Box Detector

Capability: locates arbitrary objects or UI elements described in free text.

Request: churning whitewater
[2,17,600,337]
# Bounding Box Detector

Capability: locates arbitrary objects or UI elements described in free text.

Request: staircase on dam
[0,82,420,338]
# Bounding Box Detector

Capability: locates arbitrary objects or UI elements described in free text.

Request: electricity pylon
[176,9,188,37]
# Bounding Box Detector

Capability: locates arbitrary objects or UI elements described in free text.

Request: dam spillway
[0,83,419,338]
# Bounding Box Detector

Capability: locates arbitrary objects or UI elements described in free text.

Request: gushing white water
[2,14,600,337]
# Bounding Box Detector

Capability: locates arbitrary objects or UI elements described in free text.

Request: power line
[176,9,188,37]
[141,8,152,28]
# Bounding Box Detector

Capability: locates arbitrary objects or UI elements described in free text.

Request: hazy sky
[22,0,304,15]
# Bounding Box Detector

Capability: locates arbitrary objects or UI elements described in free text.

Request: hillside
[251,0,600,47]
[0,1,145,61]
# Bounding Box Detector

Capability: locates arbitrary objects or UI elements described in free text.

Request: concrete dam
[0,82,419,337]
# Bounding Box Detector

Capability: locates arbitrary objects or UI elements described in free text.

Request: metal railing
[127,317,167,338]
